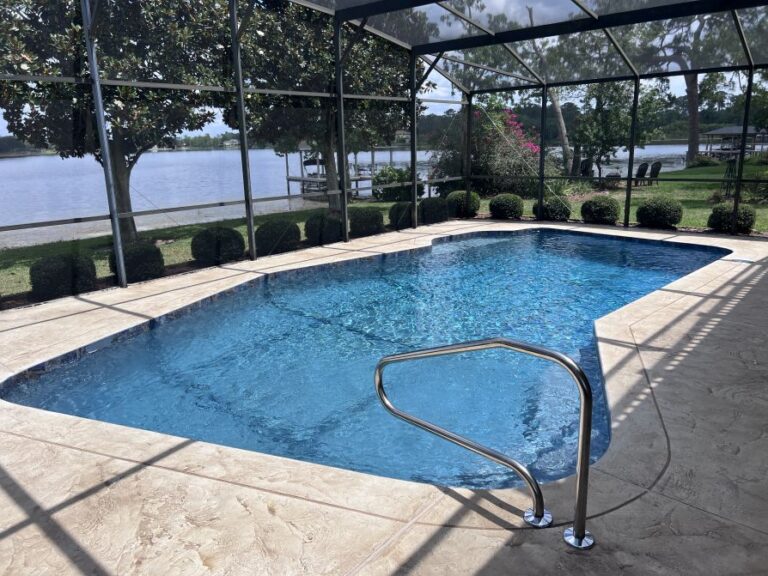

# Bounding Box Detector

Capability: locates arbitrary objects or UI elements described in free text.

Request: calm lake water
[0,144,717,247]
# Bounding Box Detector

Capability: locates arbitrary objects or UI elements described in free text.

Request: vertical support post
[229,0,257,259]
[464,92,473,209]
[537,86,547,218]
[409,52,418,228]
[80,0,126,287]
[732,68,753,234]
[333,18,350,242]
[624,77,640,228]
[285,154,291,196]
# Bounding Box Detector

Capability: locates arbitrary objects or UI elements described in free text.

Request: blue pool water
[2,230,727,488]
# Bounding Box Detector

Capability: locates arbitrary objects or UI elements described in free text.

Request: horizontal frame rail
[0,214,110,234]
[374,337,595,549]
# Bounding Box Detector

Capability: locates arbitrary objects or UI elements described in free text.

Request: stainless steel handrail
[374,337,595,549]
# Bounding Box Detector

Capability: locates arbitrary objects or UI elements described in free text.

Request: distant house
[222,139,239,148]
[702,125,758,158]
[394,129,411,145]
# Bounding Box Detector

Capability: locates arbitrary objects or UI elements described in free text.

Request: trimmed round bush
[388,202,414,230]
[30,254,97,301]
[533,197,572,221]
[446,190,480,218]
[349,206,385,238]
[191,226,245,266]
[255,219,301,256]
[581,195,621,225]
[636,197,683,229]
[707,203,756,234]
[688,154,720,168]
[109,241,165,282]
[418,197,448,224]
[305,211,343,246]
[489,193,523,219]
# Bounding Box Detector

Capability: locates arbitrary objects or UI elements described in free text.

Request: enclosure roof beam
[501,45,545,86]
[408,0,768,55]
[419,55,469,95]
[438,54,537,85]
[604,29,639,78]
[432,3,542,86]
[568,0,598,20]
[567,0,639,78]
[417,52,443,89]
[472,62,762,93]
[436,1,493,35]
[732,10,754,69]
[337,0,436,21]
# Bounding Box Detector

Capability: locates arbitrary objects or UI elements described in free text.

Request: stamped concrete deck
[0,221,767,575]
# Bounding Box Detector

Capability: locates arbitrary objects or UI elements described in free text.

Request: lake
[0,144,724,247]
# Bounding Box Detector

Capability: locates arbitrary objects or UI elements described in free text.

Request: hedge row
[25,196,754,303]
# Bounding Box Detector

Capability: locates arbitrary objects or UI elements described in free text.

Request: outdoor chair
[580,159,593,179]
[649,161,662,186]
[634,162,649,186]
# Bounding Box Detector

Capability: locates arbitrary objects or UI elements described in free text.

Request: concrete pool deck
[0,220,766,575]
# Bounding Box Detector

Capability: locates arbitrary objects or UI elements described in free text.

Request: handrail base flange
[524,508,553,528]
[563,527,595,549]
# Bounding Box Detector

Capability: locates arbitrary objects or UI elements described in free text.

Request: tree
[432,95,548,198]
[232,2,431,207]
[575,83,630,180]
[610,12,744,164]
[575,80,668,180]
[0,0,233,240]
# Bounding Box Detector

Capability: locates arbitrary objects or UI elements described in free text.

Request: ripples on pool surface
[3,230,727,488]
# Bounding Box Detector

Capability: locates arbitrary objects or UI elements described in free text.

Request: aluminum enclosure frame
[2,0,767,291]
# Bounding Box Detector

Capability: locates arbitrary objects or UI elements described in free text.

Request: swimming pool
[1,230,727,488]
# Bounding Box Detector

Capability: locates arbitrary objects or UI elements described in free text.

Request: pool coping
[1,220,767,573]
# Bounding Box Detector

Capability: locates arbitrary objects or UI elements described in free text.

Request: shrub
[388,202,414,230]
[603,174,622,190]
[30,253,97,300]
[707,203,756,234]
[566,180,594,196]
[533,197,572,221]
[110,241,165,282]
[688,154,720,168]
[708,190,725,204]
[305,211,343,246]
[446,190,480,218]
[255,219,301,256]
[581,195,620,225]
[489,193,523,219]
[191,226,245,266]
[418,197,448,224]
[636,197,684,229]
[747,169,768,203]
[349,206,385,238]
[372,166,425,202]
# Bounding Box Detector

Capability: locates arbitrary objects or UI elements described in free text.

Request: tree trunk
[548,88,571,172]
[684,72,700,165]
[323,105,341,212]
[570,143,581,177]
[108,137,138,242]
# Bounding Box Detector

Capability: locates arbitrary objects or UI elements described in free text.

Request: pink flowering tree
[431,95,559,198]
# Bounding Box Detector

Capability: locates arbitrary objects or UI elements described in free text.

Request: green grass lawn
[0,203,395,300]
[478,160,768,230]
[1,159,765,303]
